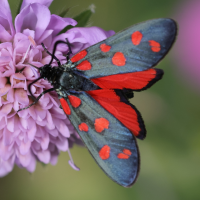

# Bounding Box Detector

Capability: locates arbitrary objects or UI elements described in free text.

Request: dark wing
[59,91,140,187]
[70,18,177,79]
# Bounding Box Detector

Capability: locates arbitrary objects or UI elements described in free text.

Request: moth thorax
[59,71,84,90]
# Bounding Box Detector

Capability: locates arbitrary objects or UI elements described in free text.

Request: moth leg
[28,77,43,102]
[17,88,55,112]
[41,43,61,67]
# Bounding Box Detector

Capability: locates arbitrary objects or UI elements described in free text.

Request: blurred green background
[1,0,200,200]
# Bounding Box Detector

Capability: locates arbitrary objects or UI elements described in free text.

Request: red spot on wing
[71,50,87,62]
[100,43,111,52]
[132,31,143,45]
[99,145,110,160]
[91,69,159,91]
[76,60,92,71]
[87,90,141,137]
[112,52,126,66]
[94,118,109,133]
[60,98,71,115]
[68,95,81,108]
[149,40,161,52]
[78,123,89,132]
[117,148,132,159]
[123,149,132,156]
[117,153,129,159]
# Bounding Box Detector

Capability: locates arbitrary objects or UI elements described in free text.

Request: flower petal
[52,26,115,54]
[3,128,13,145]
[0,77,7,88]
[19,140,31,155]
[17,151,32,167]
[54,118,70,137]
[15,3,51,42]
[47,15,77,38]
[37,150,50,163]
[0,0,15,37]
[10,73,27,89]
[15,88,29,105]
[0,155,15,177]
[20,0,53,10]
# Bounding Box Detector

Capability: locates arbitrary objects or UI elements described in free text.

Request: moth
[19,18,177,187]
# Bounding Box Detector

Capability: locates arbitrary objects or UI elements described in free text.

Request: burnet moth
[18,18,177,187]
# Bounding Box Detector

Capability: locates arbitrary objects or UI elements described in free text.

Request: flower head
[0,0,115,176]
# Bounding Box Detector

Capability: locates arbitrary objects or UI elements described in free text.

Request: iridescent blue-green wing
[70,18,176,79]
[59,91,140,187]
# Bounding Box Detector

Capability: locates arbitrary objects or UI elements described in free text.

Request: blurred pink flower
[0,0,115,176]
[173,0,200,91]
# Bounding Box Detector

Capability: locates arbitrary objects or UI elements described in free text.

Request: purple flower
[0,0,115,177]
[173,0,200,91]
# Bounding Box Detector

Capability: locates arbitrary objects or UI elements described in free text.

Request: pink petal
[6,116,14,132]
[47,15,77,38]
[35,126,49,150]
[46,111,55,130]
[19,140,31,155]
[0,24,12,42]
[17,151,32,167]
[37,150,50,163]
[20,117,28,129]
[0,0,15,36]
[47,128,58,137]
[0,103,12,116]
[35,105,47,120]
[0,118,6,129]
[25,156,36,172]
[0,77,7,88]
[20,0,53,11]
[53,26,115,54]
[0,138,14,160]
[3,128,13,145]
[23,66,35,80]
[56,137,68,151]
[27,125,37,141]
[50,154,58,165]
[15,3,51,42]
[15,88,29,105]
[37,29,53,46]
[0,155,15,177]
[7,88,14,102]
[10,73,27,89]
[54,118,70,137]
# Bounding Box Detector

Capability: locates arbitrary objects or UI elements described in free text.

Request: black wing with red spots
[70,18,176,79]
[59,91,140,187]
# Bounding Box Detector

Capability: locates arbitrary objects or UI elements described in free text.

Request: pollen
[28,36,36,46]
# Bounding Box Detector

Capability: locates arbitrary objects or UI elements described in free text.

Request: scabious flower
[173,0,200,91]
[0,0,115,177]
